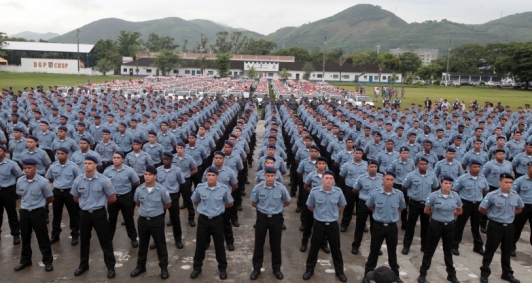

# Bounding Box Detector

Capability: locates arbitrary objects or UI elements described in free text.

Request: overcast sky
[2,0,529,36]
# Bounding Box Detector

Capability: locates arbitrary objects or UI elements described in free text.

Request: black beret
[441,175,454,182]
[499,173,514,180]
[133,138,143,144]
[265,156,276,162]
[84,155,98,163]
[214,151,225,157]
[22,158,38,165]
[205,166,219,175]
[80,137,91,143]
[266,144,276,149]
[493,149,506,154]
[145,165,157,175]
[0,145,7,152]
[119,122,127,127]
[384,171,396,178]
[316,157,328,163]
[310,145,320,151]
[323,170,335,177]
[77,122,86,127]
[399,146,410,152]
[163,151,173,158]
[354,147,364,152]
[176,141,186,147]
[469,159,482,166]
[418,157,429,163]
[188,133,197,138]
[148,131,157,136]
[265,167,277,174]
[446,147,456,153]
[224,140,234,147]
[13,127,25,133]
[408,132,417,136]
[423,139,433,144]
[102,128,111,134]
[27,135,39,142]
[114,151,125,158]
[368,159,379,165]
[56,147,69,154]
[268,136,277,140]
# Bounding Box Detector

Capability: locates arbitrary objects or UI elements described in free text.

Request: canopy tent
[0,57,7,65]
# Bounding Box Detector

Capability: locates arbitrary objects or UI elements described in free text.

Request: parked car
[460,81,470,86]
[346,95,375,106]
[469,81,480,86]
[486,81,500,87]
[501,81,512,87]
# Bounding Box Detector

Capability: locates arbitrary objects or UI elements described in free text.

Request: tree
[230,32,247,54]
[116,30,142,56]
[244,39,277,55]
[389,73,399,85]
[90,39,122,74]
[416,63,440,81]
[326,48,344,64]
[494,42,532,88]
[0,32,7,57]
[191,36,208,53]
[449,43,485,73]
[403,71,416,84]
[95,59,113,75]
[271,47,311,62]
[302,62,315,80]
[399,52,422,75]
[144,33,179,52]
[181,39,188,52]
[278,68,291,79]
[378,52,401,71]
[194,56,209,75]
[246,66,257,79]
[210,32,233,53]
[214,52,232,77]
[154,50,180,76]
[351,51,377,69]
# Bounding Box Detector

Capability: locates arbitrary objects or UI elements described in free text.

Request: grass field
[0,72,122,91]
[330,83,532,110]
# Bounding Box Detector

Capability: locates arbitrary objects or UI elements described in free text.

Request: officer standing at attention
[451,159,489,256]
[130,165,171,280]
[95,129,120,172]
[45,147,81,245]
[479,173,523,283]
[303,170,347,282]
[249,167,291,281]
[14,158,54,272]
[511,161,532,256]
[173,141,198,227]
[104,151,140,247]
[363,171,406,283]
[156,151,185,249]
[71,155,117,279]
[125,138,154,186]
[401,157,439,255]
[190,166,233,281]
[387,146,416,230]
[417,175,462,283]
[0,144,23,245]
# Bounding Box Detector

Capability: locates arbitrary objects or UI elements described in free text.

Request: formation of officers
[1,83,532,283]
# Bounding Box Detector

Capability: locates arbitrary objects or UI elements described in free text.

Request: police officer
[512,142,532,179]
[173,141,198,227]
[249,167,291,280]
[14,158,54,272]
[511,161,532,256]
[157,151,185,249]
[401,157,439,254]
[363,172,406,283]
[417,175,462,283]
[452,159,489,256]
[104,151,140,247]
[302,170,347,282]
[125,138,154,186]
[71,155,117,279]
[434,147,464,179]
[20,135,52,176]
[351,160,383,254]
[339,147,368,227]
[0,144,23,245]
[45,147,81,245]
[130,166,171,280]
[190,166,233,281]
[95,129,120,171]
[479,173,523,283]
[388,146,416,230]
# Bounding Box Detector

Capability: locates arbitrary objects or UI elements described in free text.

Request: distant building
[390,48,439,65]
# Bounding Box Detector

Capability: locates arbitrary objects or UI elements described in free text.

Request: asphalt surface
[1,120,532,283]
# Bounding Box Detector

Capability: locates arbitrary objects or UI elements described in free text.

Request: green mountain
[49,17,263,46]
[10,31,60,41]
[49,4,532,52]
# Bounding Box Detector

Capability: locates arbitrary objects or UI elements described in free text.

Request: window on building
[268,72,274,77]
[208,71,214,75]
[317,74,323,78]
[185,70,191,74]
[382,76,387,80]
[173,69,178,74]
[123,68,127,72]
[239,72,244,75]
[332,75,339,79]
[342,75,350,79]
[312,74,316,77]
[146,69,152,73]
[363,75,367,79]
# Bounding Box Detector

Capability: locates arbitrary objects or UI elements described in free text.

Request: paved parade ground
[1,120,532,283]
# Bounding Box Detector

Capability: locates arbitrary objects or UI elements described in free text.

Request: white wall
[0,62,113,76]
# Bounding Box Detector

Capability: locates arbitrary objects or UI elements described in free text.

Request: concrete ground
[2,120,532,283]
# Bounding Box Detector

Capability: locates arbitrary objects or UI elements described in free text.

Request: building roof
[123,58,398,73]
[2,41,94,53]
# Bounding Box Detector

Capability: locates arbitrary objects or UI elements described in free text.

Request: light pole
[446,39,451,84]
[76,29,80,75]
[199,33,204,75]
[322,36,327,82]
[376,44,381,54]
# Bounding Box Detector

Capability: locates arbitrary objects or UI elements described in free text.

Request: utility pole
[322,36,327,82]
[376,44,381,54]
[446,39,451,84]
[76,29,80,75]
[199,33,204,75]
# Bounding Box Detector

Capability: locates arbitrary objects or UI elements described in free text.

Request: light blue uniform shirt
[306,186,347,222]
[191,182,233,217]
[201,166,237,188]
[402,170,439,201]
[512,175,532,204]
[257,155,287,173]
[142,142,164,165]
[69,150,102,173]
[452,173,490,202]
[156,165,185,194]
[186,144,208,167]
[334,149,353,168]
[16,174,53,210]
[414,150,439,171]
[125,150,154,176]
[196,135,216,155]
[480,189,524,223]
[366,188,406,223]
[388,158,416,185]
[71,173,116,210]
[511,153,532,175]
[364,141,384,160]
[481,160,513,187]
[19,148,52,175]
[157,132,177,152]
[51,137,79,154]
[45,160,81,189]
[296,158,318,181]
[339,160,369,187]
[113,132,134,152]
[0,158,24,186]
[255,169,283,183]
[172,153,197,178]
[425,190,462,222]
[103,165,139,195]
[354,173,384,201]
[35,130,57,150]
[250,181,291,214]
[434,159,465,179]
[95,141,120,162]
[376,150,400,174]
[223,153,244,173]
[461,150,489,167]
[134,182,172,217]
[8,137,27,163]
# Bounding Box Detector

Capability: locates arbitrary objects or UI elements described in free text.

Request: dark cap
[27,135,39,142]
[163,151,173,158]
[310,145,320,151]
[188,133,197,138]
[265,167,277,174]
[494,149,506,154]
[469,159,482,166]
[13,127,25,133]
[133,138,143,144]
[176,141,186,148]
[499,173,514,180]
[84,155,98,164]
[354,147,364,152]
[77,122,86,127]
[418,157,429,163]
[384,171,396,178]
[0,145,7,152]
[205,166,219,175]
[265,156,276,162]
[446,147,456,153]
[323,170,335,177]
[368,159,379,165]
[266,144,276,149]
[423,139,433,145]
[145,165,157,175]
[399,146,409,152]
[102,128,111,134]
[214,151,225,157]
[22,158,38,165]
[114,151,125,158]
[56,147,69,154]
[365,266,397,283]
[316,156,328,163]
[441,175,454,182]
[224,140,234,147]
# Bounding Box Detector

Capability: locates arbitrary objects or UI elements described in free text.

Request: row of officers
[4,142,529,283]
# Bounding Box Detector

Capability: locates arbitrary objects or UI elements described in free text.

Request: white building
[390,48,439,65]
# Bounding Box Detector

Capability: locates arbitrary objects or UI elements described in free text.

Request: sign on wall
[244,62,279,72]
[21,58,82,74]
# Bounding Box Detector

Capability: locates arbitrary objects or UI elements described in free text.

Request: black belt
[315,220,336,226]
[410,199,426,205]
[0,184,15,190]
[257,211,282,218]
[117,191,132,196]
[20,207,45,212]
[54,188,71,193]
[431,219,455,226]
[524,203,532,208]
[374,221,396,227]
[139,214,163,221]
[199,214,222,220]
[462,199,480,204]
[489,220,513,227]
[82,207,105,213]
